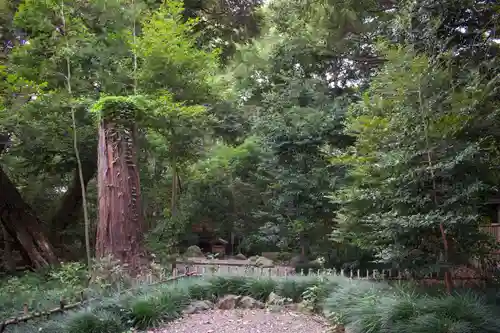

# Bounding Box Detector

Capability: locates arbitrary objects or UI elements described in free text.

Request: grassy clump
[6,274,500,333]
[15,275,321,333]
[323,281,500,333]
[65,310,124,333]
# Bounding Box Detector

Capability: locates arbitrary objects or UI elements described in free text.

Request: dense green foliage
[1,0,500,329]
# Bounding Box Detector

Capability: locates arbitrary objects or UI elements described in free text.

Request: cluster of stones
[182,292,306,315]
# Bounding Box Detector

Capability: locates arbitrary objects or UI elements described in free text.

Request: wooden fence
[0,273,201,332]
[482,223,500,242]
[0,262,494,331]
[177,260,490,282]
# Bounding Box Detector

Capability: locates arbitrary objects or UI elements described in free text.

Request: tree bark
[2,225,15,272]
[0,167,59,269]
[170,161,178,217]
[95,117,145,275]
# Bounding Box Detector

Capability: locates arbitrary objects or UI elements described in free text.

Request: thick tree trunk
[0,167,59,269]
[2,225,15,272]
[95,117,145,274]
[50,160,96,238]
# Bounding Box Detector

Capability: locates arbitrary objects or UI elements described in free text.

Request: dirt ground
[152,309,330,333]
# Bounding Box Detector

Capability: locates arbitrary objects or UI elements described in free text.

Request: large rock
[248,255,259,263]
[216,295,241,310]
[266,292,286,306]
[185,245,204,257]
[183,300,213,315]
[234,253,247,260]
[238,296,265,309]
[255,256,274,268]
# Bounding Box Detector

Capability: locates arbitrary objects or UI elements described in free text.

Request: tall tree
[332,45,500,280]
[94,97,145,273]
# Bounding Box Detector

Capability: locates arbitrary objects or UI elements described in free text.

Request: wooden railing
[0,273,201,332]
[482,223,500,242]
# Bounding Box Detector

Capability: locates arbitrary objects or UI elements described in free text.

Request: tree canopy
[0,0,499,280]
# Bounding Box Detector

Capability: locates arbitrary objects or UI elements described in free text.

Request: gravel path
[152,309,330,333]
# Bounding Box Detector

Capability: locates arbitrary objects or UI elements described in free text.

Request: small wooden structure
[211,238,228,256]
[483,197,500,242]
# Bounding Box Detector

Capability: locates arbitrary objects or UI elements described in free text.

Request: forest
[0,0,500,332]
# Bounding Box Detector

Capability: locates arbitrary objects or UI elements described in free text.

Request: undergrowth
[323,281,500,333]
[3,271,500,333]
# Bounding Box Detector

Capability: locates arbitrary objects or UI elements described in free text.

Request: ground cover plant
[2,272,500,333]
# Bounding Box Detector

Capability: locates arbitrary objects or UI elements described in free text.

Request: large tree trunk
[0,167,59,269]
[95,105,145,275]
[2,225,15,272]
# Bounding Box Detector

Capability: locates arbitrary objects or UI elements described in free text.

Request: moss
[92,96,140,124]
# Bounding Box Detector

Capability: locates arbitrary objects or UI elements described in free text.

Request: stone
[255,256,274,268]
[267,304,283,313]
[248,256,259,263]
[185,245,204,257]
[216,294,241,310]
[238,296,265,309]
[234,253,247,260]
[296,301,312,313]
[183,300,214,315]
[266,291,285,306]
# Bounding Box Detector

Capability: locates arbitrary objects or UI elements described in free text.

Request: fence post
[59,296,65,311]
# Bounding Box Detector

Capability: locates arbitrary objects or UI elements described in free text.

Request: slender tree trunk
[0,167,58,269]
[170,161,178,217]
[96,110,145,275]
[60,0,92,270]
[418,84,454,293]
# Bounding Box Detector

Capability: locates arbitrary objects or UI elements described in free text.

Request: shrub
[65,310,124,333]
[324,281,500,333]
[0,270,86,318]
[301,277,337,312]
[242,278,278,301]
[156,288,191,321]
[206,276,248,297]
[187,280,215,300]
[277,277,318,302]
[185,245,204,257]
